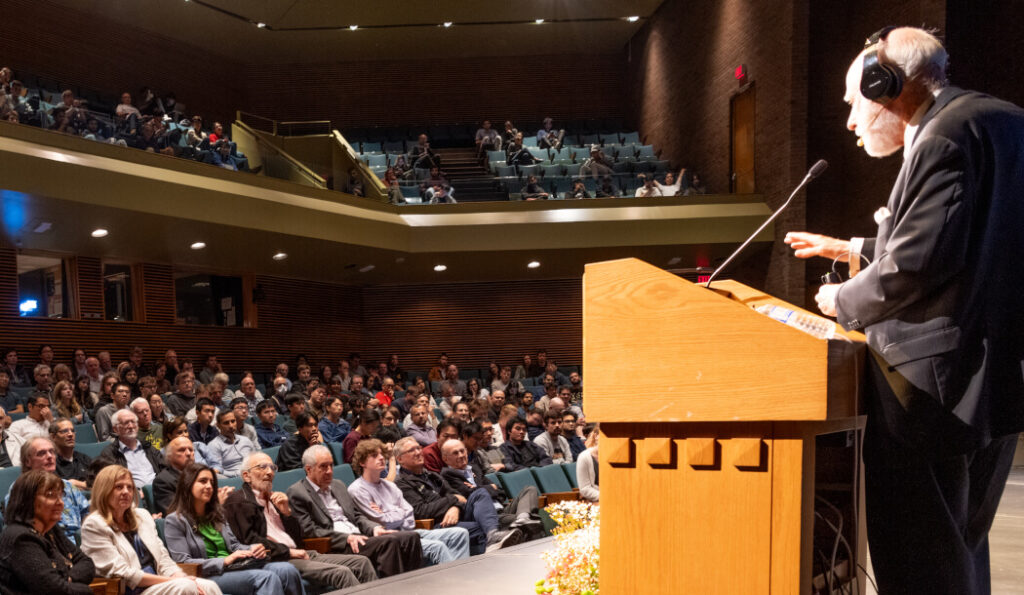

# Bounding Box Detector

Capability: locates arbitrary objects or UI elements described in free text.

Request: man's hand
[372,526,395,537]
[815,284,841,317]
[347,534,368,553]
[270,491,291,516]
[289,548,309,560]
[368,502,384,514]
[784,232,851,262]
[249,543,268,558]
[453,494,467,504]
[440,506,460,527]
[218,486,235,502]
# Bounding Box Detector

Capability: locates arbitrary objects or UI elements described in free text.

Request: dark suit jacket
[224,483,304,561]
[440,466,505,502]
[91,440,166,485]
[836,87,1024,451]
[151,467,180,516]
[286,478,380,553]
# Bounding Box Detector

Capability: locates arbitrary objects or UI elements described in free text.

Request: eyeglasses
[54,427,74,435]
[246,462,278,473]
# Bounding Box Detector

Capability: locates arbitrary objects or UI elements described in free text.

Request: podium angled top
[583,258,864,423]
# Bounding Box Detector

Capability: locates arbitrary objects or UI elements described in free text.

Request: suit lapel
[302,478,331,522]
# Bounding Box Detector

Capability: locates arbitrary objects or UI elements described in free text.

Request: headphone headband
[864,26,897,48]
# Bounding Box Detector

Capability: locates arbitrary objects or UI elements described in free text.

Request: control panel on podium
[584,258,866,594]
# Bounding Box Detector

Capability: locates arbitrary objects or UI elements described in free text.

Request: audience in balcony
[578,145,614,180]
[506,132,540,166]
[536,117,565,150]
[568,179,590,199]
[475,119,501,158]
[411,134,441,169]
[634,173,663,197]
[501,120,519,147]
[595,175,621,198]
[520,175,551,201]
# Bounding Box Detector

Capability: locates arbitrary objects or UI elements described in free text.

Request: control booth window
[175,272,244,326]
[17,254,69,318]
[103,263,134,321]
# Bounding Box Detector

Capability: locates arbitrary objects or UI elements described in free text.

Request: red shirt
[375,391,393,407]
[422,441,443,473]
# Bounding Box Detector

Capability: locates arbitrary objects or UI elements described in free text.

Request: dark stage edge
[336,536,553,594]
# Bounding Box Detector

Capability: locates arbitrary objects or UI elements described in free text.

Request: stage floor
[337,467,1024,594]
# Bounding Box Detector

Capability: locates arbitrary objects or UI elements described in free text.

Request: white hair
[112,408,138,425]
[874,27,948,92]
[240,451,271,474]
[129,397,150,411]
[301,444,332,468]
[393,436,419,459]
[213,372,229,385]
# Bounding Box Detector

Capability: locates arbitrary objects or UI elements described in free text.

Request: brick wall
[626,0,809,304]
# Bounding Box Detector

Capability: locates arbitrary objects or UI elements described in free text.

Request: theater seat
[333,463,356,485]
[75,441,110,459]
[272,468,305,493]
[75,423,98,443]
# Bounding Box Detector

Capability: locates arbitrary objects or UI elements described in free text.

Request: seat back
[327,442,345,465]
[562,462,579,488]
[141,483,156,512]
[0,466,22,502]
[333,463,356,485]
[498,468,541,499]
[219,476,245,491]
[74,423,98,443]
[272,468,305,493]
[75,441,110,459]
[260,445,281,462]
[531,464,574,493]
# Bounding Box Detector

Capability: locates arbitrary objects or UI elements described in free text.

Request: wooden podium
[584,258,866,594]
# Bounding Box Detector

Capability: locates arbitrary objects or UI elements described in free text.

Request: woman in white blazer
[81,465,222,595]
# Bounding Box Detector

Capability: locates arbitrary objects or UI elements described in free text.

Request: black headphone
[861,26,903,104]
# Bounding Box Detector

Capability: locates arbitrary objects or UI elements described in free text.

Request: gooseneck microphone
[705,159,829,288]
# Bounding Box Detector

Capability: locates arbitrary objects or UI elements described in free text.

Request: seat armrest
[90,577,121,595]
[177,563,201,577]
[414,519,435,530]
[543,491,580,505]
[303,537,331,553]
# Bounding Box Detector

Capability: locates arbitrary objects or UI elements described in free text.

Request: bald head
[165,436,195,471]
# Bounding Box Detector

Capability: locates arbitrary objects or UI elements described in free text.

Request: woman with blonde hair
[81,465,222,595]
[53,379,87,424]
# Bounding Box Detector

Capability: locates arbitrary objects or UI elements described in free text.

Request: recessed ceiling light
[256,22,266,28]
[433,264,447,272]
[349,25,358,30]
[442,21,453,28]
[91,228,108,238]
[528,261,541,269]
[668,256,682,265]
[273,252,288,261]
[359,265,375,273]
[190,242,206,250]
[32,221,52,234]
[535,18,545,24]
[627,16,640,22]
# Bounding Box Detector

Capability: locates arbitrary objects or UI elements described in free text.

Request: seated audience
[635,173,663,197]
[536,117,565,149]
[341,409,380,464]
[53,379,87,424]
[684,172,707,195]
[228,398,260,444]
[276,412,322,472]
[149,393,172,423]
[655,168,689,196]
[405,404,437,447]
[162,417,215,468]
[0,370,20,413]
[152,436,196,516]
[533,410,573,463]
[577,427,600,503]
[164,373,197,418]
[343,168,365,197]
[96,409,165,488]
[81,465,223,595]
[568,179,590,199]
[95,381,133,442]
[8,393,52,442]
[234,376,263,407]
[595,175,621,198]
[187,398,220,445]
[286,445,423,577]
[6,437,90,543]
[475,119,501,161]
[0,408,24,467]
[520,175,551,200]
[505,132,540,166]
[255,401,289,449]
[223,452,376,590]
[579,145,615,181]
[164,463,304,595]
[348,375,373,400]
[422,419,461,473]
[348,439,471,565]
[208,409,256,477]
[427,353,449,383]
[0,470,95,594]
[562,411,587,460]
[1,349,31,387]
[318,395,352,444]
[411,134,441,169]
[500,417,552,470]
[49,418,90,489]
[478,418,507,467]
[374,408,404,446]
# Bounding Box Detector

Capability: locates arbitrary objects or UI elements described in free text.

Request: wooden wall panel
[142,264,175,325]
[76,257,104,320]
[0,247,18,318]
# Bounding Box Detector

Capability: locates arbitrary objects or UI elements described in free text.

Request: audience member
[655,168,689,196]
[164,372,197,418]
[1,349,31,387]
[520,175,551,200]
[96,409,165,487]
[411,134,441,169]
[0,470,95,593]
[577,427,600,502]
[0,370,19,413]
[208,409,256,477]
[224,452,376,589]
[6,436,91,542]
[684,172,707,195]
[277,412,322,472]
[568,179,590,199]
[280,394,307,434]
[95,381,132,441]
[422,419,461,473]
[152,436,195,516]
[536,117,565,149]
[505,132,540,166]
[164,463,304,595]
[8,393,52,442]
[341,409,380,464]
[187,398,220,444]
[348,439,471,565]
[595,175,621,198]
[533,410,573,464]
[561,411,586,460]
[635,173,663,197]
[286,445,423,577]
[50,418,90,489]
[81,464,223,595]
[318,395,352,444]
[229,398,261,445]
[427,353,449,383]
[500,417,552,470]
[0,407,24,467]
[406,404,437,447]
[578,145,615,180]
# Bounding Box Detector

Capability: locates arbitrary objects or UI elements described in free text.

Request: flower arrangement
[536,501,600,595]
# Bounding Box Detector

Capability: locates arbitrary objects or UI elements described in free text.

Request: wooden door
[731,85,756,194]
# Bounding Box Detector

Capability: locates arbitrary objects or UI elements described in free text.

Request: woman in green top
[163,463,304,595]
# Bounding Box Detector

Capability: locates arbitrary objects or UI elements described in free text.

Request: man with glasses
[0,406,24,467]
[49,418,90,489]
[224,452,377,589]
[130,397,163,450]
[277,412,322,471]
[8,393,52,442]
[93,381,132,442]
[208,409,256,477]
[3,436,89,543]
[229,397,261,445]
[96,409,165,488]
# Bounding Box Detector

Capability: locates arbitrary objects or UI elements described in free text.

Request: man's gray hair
[873,27,948,92]
[394,436,419,459]
[130,397,150,411]
[301,444,332,469]
[213,372,229,385]
[33,363,51,376]
[240,451,271,475]
[20,436,56,471]
[113,408,138,426]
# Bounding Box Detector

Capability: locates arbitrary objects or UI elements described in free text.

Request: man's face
[490,391,505,409]
[217,411,237,437]
[454,403,469,421]
[439,355,448,367]
[310,387,326,406]
[363,449,386,475]
[562,415,577,434]
[844,56,905,157]
[232,401,250,422]
[558,389,572,402]
[198,405,216,426]
[443,441,469,470]
[298,416,318,442]
[411,405,428,426]
[180,375,195,395]
[298,367,310,382]
[377,363,388,376]
[521,393,534,408]
[463,430,484,452]
[165,350,177,365]
[481,422,494,445]
[167,437,195,470]
[483,120,491,130]
[29,397,51,421]
[545,416,563,436]
[139,380,156,398]
[35,367,51,387]
[351,377,364,391]
[115,414,138,441]
[446,365,458,380]
[340,361,349,374]
[206,356,217,370]
[52,421,76,450]
[416,395,430,409]
[258,406,278,426]
[26,439,57,472]
[86,358,99,375]
[397,442,424,472]
[274,378,288,395]
[113,385,131,408]
[288,400,306,418]
[570,372,581,385]
[276,364,289,377]
[133,403,152,428]
[242,454,275,494]
[509,422,527,444]
[537,352,547,366]
[241,377,255,396]
[102,377,117,395]
[307,453,334,488]
[74,350,86,364]
[98,352,111,369]
[327,398,343,419]
[437,425,460,447]
[121,93,131,104]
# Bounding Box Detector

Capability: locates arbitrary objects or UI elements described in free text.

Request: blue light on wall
[19,299,39,315]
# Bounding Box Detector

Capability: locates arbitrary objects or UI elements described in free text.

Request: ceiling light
[256,22,266,28]
[272,252,288,261]
[528,261,541,269]
[443,22,453,28]
[190,242,206,250]
[32,221,52,234]
[349,25,358,30]
[433,264,447,272]
[535,19,545,24]
[359,265,375,273]
[627,16,640,22]
[91,228,108,238]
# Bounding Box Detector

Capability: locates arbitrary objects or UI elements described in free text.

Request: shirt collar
[902,89,941,159]
[118,439,142,453]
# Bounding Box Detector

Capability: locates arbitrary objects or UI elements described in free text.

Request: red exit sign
[697,275,711,283]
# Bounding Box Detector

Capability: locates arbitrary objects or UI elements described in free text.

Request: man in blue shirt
[255,400,290,448]
[4,436,89,543]
[319,395,352,444]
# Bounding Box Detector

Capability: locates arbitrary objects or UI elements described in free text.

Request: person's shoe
[485,528,524,552]
[511,512,543,529]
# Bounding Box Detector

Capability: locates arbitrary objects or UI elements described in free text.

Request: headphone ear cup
[861,51,904,103]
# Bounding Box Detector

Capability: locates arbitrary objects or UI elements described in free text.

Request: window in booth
[17,254,69,318]
[103,263,134,321]
[174,272,244,326]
